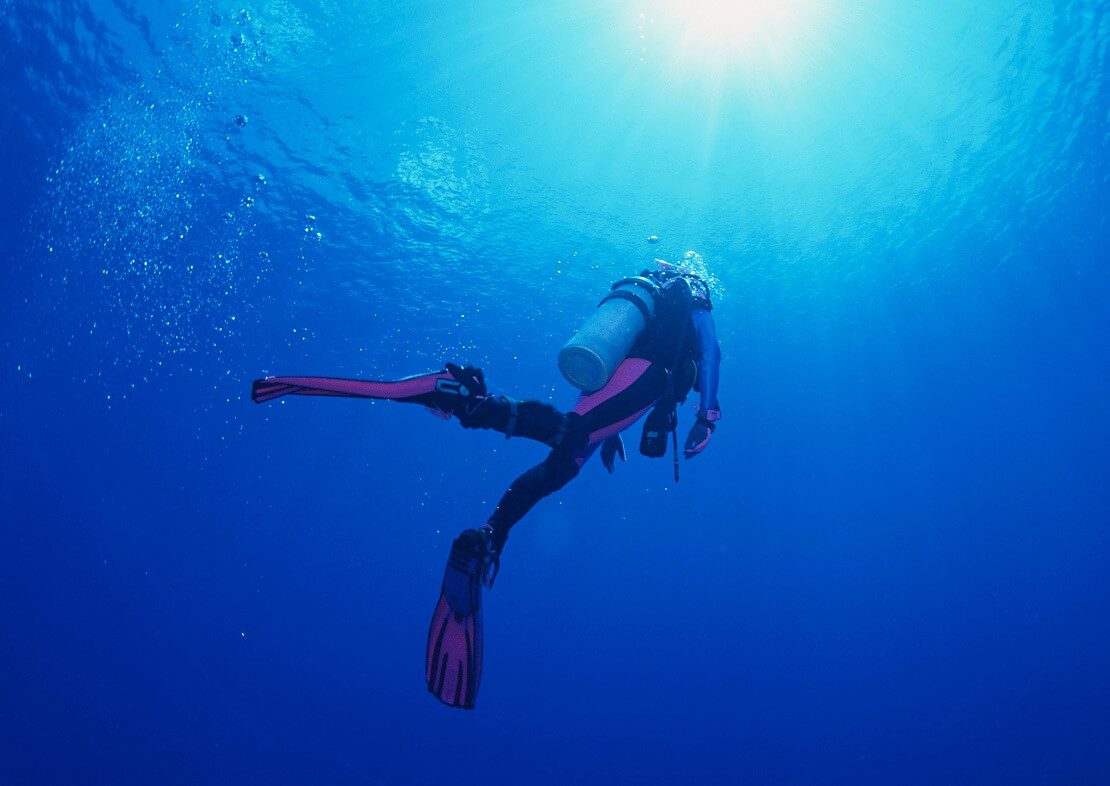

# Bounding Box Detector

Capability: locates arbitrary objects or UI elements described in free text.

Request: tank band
[600,289,653,323]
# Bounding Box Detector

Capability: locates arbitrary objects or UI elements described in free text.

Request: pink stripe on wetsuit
[566,357,668,465]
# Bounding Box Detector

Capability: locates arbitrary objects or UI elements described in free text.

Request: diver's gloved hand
[684,409,721,459]
[601,434,626,473]
[445,362,487,399]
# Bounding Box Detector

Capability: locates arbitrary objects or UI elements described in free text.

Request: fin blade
[426,591,481,709]
[250,371,451,404]
[426,532,489,710]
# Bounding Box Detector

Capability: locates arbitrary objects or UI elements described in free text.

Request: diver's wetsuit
[469,306,721,553]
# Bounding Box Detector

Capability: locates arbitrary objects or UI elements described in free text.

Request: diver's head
[681,250,707,275]
[654,253,712,307]
[655,251,707,278]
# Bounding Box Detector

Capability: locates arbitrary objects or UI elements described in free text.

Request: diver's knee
[562,412,589,452]
[541,449,581,486]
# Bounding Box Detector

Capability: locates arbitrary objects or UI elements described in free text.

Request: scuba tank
[557,276,659,392]
[557,264,712,393]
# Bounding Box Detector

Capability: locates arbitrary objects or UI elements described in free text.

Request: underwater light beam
[660,0,832,78]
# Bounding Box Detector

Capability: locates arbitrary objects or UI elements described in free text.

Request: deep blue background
[2,1,1108,784]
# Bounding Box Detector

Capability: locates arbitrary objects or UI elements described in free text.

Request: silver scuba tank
[557,277,659,392]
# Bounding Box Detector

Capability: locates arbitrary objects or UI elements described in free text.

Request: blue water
[2,1,1108,784]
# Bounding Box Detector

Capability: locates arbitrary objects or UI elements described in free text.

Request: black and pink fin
[426,529,488,709]
[250,371,461,409]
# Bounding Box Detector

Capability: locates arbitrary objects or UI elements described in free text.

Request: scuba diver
[251,255,722,709]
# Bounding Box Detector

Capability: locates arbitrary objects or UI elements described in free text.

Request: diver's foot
[444,363,487,399]
[424,363,488,418]
[478,525,501,589]
[446,527,500,589]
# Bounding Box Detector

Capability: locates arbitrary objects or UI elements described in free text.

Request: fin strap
[483,553,501,589]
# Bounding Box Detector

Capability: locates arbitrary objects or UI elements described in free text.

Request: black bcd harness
[632,272,709,482]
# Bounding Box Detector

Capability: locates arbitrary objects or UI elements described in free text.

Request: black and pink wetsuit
[478,304,721,553]
[251,275,722,557]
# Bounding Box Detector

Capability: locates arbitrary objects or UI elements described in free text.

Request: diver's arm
[692,308,721,413]
[685,308,721,459]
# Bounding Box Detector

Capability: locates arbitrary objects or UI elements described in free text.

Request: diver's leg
[456,396,586,449]
[459,357,666,450]
[480,358,666,554]
[483,447,591,554]
[568,357,668,443]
